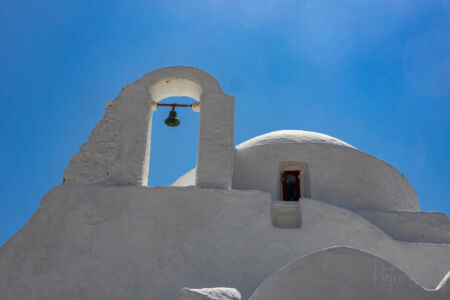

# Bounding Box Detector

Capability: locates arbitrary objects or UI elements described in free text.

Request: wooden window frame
[281,170,301,201]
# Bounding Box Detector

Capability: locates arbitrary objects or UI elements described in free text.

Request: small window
[281,170,300,201]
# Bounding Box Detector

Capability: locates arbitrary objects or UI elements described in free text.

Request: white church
[1,66,449,299]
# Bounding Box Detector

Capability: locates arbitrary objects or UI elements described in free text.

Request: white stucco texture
[233,130,419,211]
[63,66,235,189]
[250,246,450,300]
[237,130,355,149]
[1,186,449,299]
[357,210,450,244]
[172,168,196,186]
[177,287,241,300]
[174,130,419,211]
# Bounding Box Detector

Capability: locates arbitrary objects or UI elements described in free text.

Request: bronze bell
[164,109,180,127]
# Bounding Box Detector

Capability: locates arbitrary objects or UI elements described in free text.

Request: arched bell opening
[142,68,234,189]
[148,96,199,186]
[63,66,234,189]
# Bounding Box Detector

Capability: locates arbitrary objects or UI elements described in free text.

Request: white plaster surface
[1,186,449,299]
[357,210,450,244]
[196,93,235,189]
[63,82,152,186]
[250,246,449,300]
[149,78,204,103]
[271,200,302,228]
[175,130,418,211]
[63,66,234,190]
[237,130,355,149]
[172,168,196,186]
[233,130,419,211]
[178,287,241,300]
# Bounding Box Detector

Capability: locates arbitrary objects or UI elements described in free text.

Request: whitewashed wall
[1,186,448,299]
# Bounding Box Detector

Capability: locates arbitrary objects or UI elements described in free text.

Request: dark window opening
[281,170,300,201]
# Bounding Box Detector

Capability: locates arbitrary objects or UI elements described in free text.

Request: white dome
[236,130,354,150]
[173,129,418,212]
[233,130,419,212]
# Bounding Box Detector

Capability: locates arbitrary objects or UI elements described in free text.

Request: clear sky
[1,0,449,246]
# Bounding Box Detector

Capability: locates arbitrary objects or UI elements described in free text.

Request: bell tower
[62,66,235,189]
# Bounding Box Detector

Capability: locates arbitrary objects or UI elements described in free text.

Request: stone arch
[139,66,223,102]
[63,66,235,189]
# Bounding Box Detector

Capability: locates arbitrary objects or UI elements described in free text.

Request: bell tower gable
[62,66,235,189]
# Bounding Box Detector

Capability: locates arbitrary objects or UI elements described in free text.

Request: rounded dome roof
[236,130,355,150]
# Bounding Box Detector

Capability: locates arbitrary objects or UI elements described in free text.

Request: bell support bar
[157,103,193,109]
[151,101,200,112]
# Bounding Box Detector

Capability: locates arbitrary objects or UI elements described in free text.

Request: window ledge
[271,200,302,229]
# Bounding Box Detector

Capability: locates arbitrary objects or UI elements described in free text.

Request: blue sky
[1,0,449,246]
